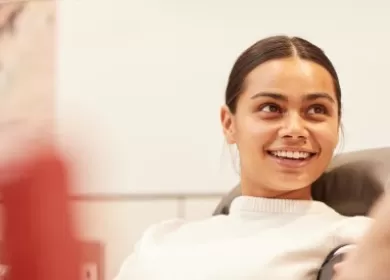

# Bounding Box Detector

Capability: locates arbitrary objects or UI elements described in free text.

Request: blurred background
[1,0,390,279]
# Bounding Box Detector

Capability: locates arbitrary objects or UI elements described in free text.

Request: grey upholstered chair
[212,147,390,280]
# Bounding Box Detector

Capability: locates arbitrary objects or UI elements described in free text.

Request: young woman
[114,35,374,279]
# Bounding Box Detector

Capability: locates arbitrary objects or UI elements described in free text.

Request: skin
[333,193,390,280]
[0,1,55,169]
[221,57,339,199]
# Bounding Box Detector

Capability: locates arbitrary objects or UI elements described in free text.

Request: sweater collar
[229,196,333,215]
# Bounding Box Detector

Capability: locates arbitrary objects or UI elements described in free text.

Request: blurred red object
[0,147,81,280]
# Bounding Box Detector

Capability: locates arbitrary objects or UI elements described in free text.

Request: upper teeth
[271,151,311,159]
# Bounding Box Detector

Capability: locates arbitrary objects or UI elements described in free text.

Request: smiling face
[221,57,339,199]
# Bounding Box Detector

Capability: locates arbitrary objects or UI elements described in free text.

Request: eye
[260,103,282,113]
[307,104,328,115]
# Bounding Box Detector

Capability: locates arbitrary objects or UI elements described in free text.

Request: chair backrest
[214,147,390,216]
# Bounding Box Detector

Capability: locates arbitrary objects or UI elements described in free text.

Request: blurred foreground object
[0,2,74,279]
[0,146,82,280]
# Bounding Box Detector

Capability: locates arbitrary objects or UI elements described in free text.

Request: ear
[220,105,236,144]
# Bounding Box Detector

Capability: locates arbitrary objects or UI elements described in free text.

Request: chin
[271,175,314,193]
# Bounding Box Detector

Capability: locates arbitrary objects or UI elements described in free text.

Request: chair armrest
[317,244,356,280]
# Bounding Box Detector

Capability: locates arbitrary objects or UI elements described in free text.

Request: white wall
[57,0,390,196]
[0,3,222,280]
[54,1,390,278]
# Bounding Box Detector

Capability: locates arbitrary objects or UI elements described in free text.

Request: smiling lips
[267,149,317,168]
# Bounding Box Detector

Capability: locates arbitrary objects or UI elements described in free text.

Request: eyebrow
[250,91,335,103]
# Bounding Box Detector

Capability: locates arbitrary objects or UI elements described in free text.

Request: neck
[240,176,312,200]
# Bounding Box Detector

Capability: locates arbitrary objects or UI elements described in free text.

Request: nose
[278,112,308,143]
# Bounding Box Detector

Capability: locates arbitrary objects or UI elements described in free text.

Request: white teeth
[271,150,311,159]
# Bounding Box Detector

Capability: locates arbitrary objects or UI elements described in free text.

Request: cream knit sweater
[114,196,372,280]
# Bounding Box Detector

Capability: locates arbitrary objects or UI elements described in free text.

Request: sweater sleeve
[113,218,185,280]
[113,251,142,280]
[334,216,373,245]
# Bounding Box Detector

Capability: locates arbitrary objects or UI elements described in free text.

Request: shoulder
[136,215,229,249]
[332,215,373,244]
[113,219,187,280]
[139,218,187,244]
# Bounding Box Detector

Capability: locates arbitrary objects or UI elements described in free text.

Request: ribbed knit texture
[114,196,372,280]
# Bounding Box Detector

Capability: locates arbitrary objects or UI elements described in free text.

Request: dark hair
[225,35,342,118]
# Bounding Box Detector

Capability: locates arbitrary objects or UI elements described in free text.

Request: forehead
[243,57,336,100]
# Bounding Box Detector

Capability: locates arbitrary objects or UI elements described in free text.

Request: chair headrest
[214,147,390,216]
[312,147,390,215]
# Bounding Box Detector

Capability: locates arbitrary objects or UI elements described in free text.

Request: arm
[113,253,143,280]
[333,193,390,280]
[113,218,184,280]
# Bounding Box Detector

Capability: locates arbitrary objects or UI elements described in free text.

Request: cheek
[311,123,339,154]
[235,117,277,148]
